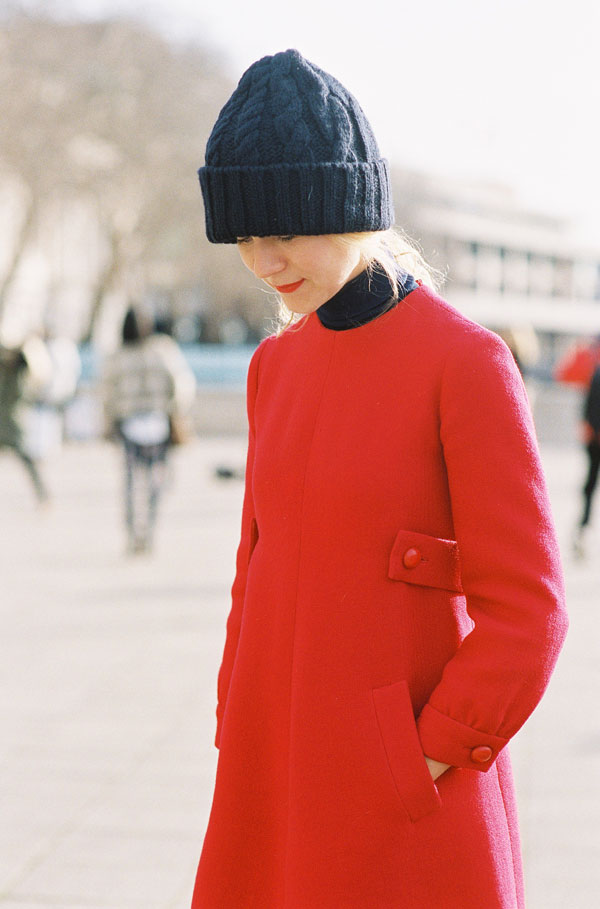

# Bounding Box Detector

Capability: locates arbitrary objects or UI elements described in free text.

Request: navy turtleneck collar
[316,266,418,330]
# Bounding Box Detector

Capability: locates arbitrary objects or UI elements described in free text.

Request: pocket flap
[372,680,442,822]
[388,529,463,593]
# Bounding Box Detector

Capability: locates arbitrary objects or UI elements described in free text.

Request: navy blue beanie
[198,49,395,243]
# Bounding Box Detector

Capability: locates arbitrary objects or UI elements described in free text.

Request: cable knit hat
[198,49,394,243]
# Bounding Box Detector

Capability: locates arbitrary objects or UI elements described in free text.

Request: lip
[274,279,305,293]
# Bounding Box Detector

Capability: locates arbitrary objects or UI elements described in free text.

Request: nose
[251,239,286,281]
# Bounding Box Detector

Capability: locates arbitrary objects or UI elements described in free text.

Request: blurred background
[1,0,600,436]
[1,1,599,907]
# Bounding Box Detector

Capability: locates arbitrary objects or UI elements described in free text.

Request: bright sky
[54,0,600,241]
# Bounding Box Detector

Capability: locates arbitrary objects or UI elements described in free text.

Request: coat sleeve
[214,339,266,748]
[416,328,568,772]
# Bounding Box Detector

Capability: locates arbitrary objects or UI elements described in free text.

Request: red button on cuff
[471,745,493,764]
[402,547,422,569]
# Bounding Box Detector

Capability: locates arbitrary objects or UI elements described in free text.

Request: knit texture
[199,49,394,243]
[316,267,418,330]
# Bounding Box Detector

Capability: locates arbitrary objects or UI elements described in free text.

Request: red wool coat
[192,286,567,908]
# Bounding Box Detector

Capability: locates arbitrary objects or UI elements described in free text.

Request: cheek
[320,247,362,289]
[343,248,363,278]
[329,259,360,292]
[237,247,253,272]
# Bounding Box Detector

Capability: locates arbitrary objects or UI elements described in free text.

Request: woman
[103,307,195,554]
[192,50,567,908]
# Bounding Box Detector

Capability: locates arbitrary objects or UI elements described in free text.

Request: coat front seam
[282,332,337,908]
[495,760,521,908]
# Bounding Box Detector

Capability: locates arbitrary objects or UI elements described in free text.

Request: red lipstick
[275,279,305,293]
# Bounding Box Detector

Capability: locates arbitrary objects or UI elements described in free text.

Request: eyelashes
[236,236,296,244]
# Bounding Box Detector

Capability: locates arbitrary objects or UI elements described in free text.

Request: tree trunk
[0,194,37,321]
[81,227,123,344]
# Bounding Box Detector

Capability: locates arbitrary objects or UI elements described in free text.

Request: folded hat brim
[199,160,395,244]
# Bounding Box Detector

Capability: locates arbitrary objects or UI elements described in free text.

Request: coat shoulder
[402,286,508,355]
[399,285,521,384]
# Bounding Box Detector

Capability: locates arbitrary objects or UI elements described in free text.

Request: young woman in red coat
[191,50,568,908]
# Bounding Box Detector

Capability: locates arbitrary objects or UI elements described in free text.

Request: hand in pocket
[425,756,451,781]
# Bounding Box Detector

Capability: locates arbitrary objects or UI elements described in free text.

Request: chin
[287,297,326,316]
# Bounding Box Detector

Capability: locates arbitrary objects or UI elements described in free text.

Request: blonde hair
[274,228,442,334]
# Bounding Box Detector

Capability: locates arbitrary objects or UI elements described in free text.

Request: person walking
[0,336,51,504]
[574,364,600,556]
[191,50,568,908]
[103,308,195,554]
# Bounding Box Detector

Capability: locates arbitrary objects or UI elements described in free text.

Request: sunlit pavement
[0,436,598,908]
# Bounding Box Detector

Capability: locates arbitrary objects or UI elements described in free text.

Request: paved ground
[0,432,598,908]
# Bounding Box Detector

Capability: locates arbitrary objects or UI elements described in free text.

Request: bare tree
[0,11,246,340]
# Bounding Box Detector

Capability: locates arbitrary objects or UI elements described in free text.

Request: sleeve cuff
[417,704,508,771]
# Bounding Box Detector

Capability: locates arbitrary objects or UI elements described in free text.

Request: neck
[316,266,418,331]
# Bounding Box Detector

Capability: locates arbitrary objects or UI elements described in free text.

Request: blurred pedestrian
[103,307,195,554]
[573,364,600,557]
[191,50,568,908]
[554,334,600,388]
[496,323,541,408]
[0,336,52,504]
[27,333,82,461]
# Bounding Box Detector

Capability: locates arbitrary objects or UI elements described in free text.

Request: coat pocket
[388,528,463,593]
[248,517,259,563]
[372,680,442,823]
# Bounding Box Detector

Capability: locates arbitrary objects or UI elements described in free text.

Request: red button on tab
[471,745,493,764]
[402,547,422,569]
